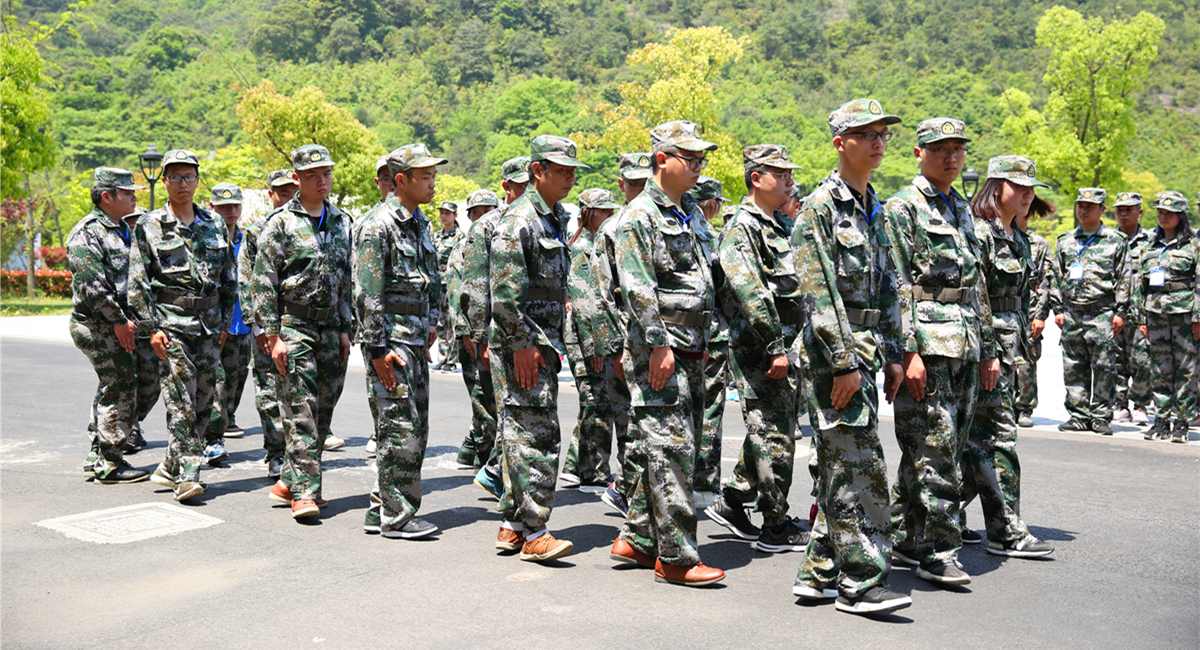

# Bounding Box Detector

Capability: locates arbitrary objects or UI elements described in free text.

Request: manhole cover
[36,502,223,544]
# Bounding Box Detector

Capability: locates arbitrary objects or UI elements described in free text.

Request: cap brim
[1114,201,1141,207]
[999,176,1050,189]
[408,157,448,169]
[674,137,718,153]
[504,172,530,183]
[211,199,242,206]
[1154,204,1184,212]
[540,154,590,169]
[1074,198,1103,204]
[839,115,902,134]
[294,161,335,171]
[115,183,145,191]
[269,178,299,187]
[620,169,652,180]
[763,161,803,170]
[920,134,972,146]
[588,201,620,210]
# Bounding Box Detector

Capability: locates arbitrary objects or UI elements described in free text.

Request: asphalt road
[2,337,1198,648]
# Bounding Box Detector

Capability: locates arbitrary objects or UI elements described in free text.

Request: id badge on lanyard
[1068,261,1084,281]
[1148,266,1166,287]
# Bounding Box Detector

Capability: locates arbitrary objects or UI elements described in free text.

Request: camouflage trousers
[1114,321,1153,410]
[277,324,348,500]
[724,345,798,526]
[207,333,251,442]
[796,369,890,597]
[456,341,497,469]
[365,343,430,532]
[1060,308,1118,423]
[1014,336,1041,417]
[694,342,728,494]
[620,347,705,566]
[1145,313,1199,423]
[251,336,284,462]
[961,355,1029,545]
[891,356,978,564]
[562,348,630,485]
[360,344,380,445]
[71,317,160,476]
[157,332,221,483]
[493,345,562,532]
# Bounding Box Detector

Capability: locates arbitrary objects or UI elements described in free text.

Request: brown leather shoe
[495,527,525,552]
[654,559,725,587]
[519,532,573,562]
[610,537,655,569]
[269,480,291,505]
[291,498,320,520]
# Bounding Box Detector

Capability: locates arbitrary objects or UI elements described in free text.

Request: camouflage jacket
[461,207,503,344]
[1123,227,1153,301]
[435,226,463,280]
[67,209,134,324]
[489,190,570,352]
[445,231,470,338]
[128,205,235,337]
[252,197,353,337]
[589,212,629,356]
[352,196,441,350]
[718,197,804,356]
[1131,228,1199,323]
[791,171,901,375]
[975,218,1031,364]
[1050,225,1129,317]
[236,212,278,332]
[613,179,715,353]
[693,214,729,346]
[1025,230,1052,324]
[564,228,615,362]
[883,174,995,362]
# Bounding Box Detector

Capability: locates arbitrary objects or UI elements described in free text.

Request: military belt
[845,307,880,327]
[912,285,975,304]
[775,298,804,326]
[989,296,1022,312]
[1143,279,1192,293]
[282,299,333,323]
[383,295,429,316]
[526,286,566,302]
[157,287,218,311]
[660,307,708,330]
[1067,300,1114,317]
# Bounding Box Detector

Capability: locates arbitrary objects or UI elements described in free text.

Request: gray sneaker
[382,517,439,540]
[986,535,1054,559]
[916,559,971,586]
[835,586,912,615]
[792,577,837,602]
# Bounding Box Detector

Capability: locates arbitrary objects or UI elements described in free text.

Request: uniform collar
[913,174,964,202]
[93,209,126,230]
[736,196,789,234]
[1073,224,1107,240]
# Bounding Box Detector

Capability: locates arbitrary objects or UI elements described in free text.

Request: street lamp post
[139,144,164,211]
[961,168,980,201]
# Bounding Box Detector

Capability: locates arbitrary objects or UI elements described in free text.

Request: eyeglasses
[760,168,794,181]
[843,130,895,143]
[668,152,708,171]
[165,174,198,184]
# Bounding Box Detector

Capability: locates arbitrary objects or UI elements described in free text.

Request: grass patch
[0,294,73,317]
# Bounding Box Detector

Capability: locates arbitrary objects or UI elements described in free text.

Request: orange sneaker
[654,559,725,587]
[269,480,291,505]
[291,498,320,520]
[610,537,655,569]
[495,527,525,552]
[519,532,573,562]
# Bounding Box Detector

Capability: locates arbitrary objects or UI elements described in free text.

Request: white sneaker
[1131,408,1149,425]
[323,434,346,451]
[692,490,718,510]
[365,438,377,456]
[1113,408,1132,423]
[558,472,580,488]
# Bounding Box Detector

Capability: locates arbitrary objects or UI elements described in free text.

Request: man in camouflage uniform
[354,144,446,539]
[253,144,353,520]
[607,120,724,587]
[705,146,808,555]
[1050,188,1129,434]
[462,156,529,497]
[358,154,395,459]
[617,152,652,202]
[882,117,998,587]
[130,149,236,502]
[1015,207,1051,428]
[69,167,156,483]
[791,100,909,615]
[204,183,251,465]
[1131,191,1198,442]
[434,201,462,370]
[1112,192,1154,424]
[489,136,585,562]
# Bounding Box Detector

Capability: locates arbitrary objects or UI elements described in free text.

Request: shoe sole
[792,585,838,600]
[703,505,759,541]
[891,551,920,567]
[292,506,320,520]
[149,474,176,489]
[205,454,228,466]
[455,463,476,470]
[224,432,245,439]
[654,573,725,587]
[381,525,439,540]
[986,545,1054,558]
[324,440,346,451]
[961,533,983,545]
[600,494,628,516]
[473,479,500,499]
[835,597,912,615]
[578,485,607,494]
[175,485,205,502]
[752,541,805,553]
[916,567,971,585]
[520,542,574,562]
[95,474,151,485]
[610,552,655,569]
[363,525,380,534]
[268,490,292,505]
[495,541,522,551]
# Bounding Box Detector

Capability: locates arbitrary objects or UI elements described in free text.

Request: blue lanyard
[671,206,693,227]
[1075,233,1100,260]
[316,205,327,233]
[117,224,130,246]
[542,212,564,243]
[863,190,881,225]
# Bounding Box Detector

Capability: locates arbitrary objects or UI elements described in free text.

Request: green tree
[1,25,57,197]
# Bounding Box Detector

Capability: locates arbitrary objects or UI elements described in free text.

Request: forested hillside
[5,0,1199,249]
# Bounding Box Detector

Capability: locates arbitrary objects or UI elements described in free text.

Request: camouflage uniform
[353,144,446,532]
[434,204,463,368]
[207,184,252,441]
[614,120,718,566]
[68,168,160,479]
[490,137,585,533]
[1131,192,1199,432]
[251,145,353,501]
[717,149,807,526]
[128,151,236,486]
[1015,229,1051,420]
[1050,188,1129,427]
[690,177,730,497]
[1113,192,1154,414]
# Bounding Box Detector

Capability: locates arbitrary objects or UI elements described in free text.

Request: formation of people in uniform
[66,97,1199,616]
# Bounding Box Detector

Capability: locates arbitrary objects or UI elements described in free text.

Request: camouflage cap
[985,155,1050,188]
[618,152,653,180]
[743,144,802,170]
[267,169,298,188]
[530,135,588,168]
[578,188,620,210]
[387,143,447,173]
[465,189,500,210]
[828,98,900,136]
[1075,187,1106,205]
[438,201,458,213]
[375,155,390,173]
[1154,190,1189,213]
[916,117,970,146]
[686,176,729,203]
[501,156,531,183]
[210,183,243,206]
[650,120,717,153]
[1114,191,1143,208]
[92,166,144,191]
[161,149,200,170]
[291,144,335,171]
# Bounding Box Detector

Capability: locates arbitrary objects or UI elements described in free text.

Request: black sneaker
[891,547,920,567]
[382,517,439,540]
[916,558,971,586]
[1143,421,1167,441]
[961,528,983,545]
[600,483,628,517]
[752,518,808,553]
[704,495,761,541]
[578,479,609,495]
[792,576,837,602]
[1092,420,1112,436]
[123,427,148,454]
[94,461,150,484]
[986,535,1055,559]
[1170,420,1189,444]
[1154,420,1173,440]
[834,586,912,615]
[1057,419,1090,432]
